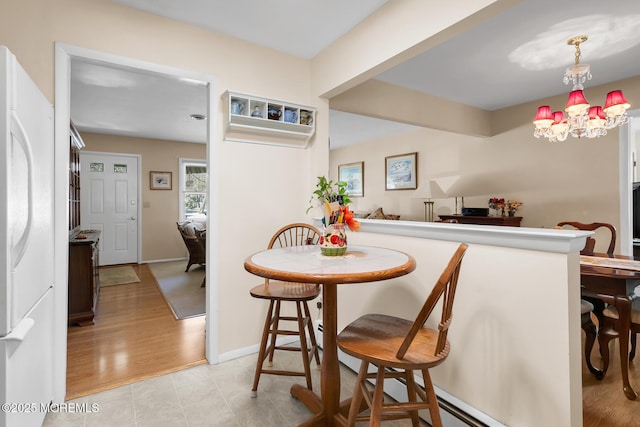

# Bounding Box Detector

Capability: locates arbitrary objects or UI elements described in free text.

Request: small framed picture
[150,171,172,190]
[385,152,417,190]
[338,161,364,197]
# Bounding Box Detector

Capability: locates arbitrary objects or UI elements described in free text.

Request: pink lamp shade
[603,90,630,117]
[533,106,554,128]
[565,90,590,117]
[552,111,566,124]
[550,110,569,139]
[588,106,605,119]
[588,106,606,130]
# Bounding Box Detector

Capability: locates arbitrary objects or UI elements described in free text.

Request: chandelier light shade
[533,35,631,142]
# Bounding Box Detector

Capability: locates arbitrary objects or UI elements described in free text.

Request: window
[179,158,207,222]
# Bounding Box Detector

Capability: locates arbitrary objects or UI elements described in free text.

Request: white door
[80,152,139,265]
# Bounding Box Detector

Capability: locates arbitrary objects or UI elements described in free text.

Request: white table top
[245,245,416,285]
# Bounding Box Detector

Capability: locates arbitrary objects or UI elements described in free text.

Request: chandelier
[533,35,630,142]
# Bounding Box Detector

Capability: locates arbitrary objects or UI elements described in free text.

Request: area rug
[99,265,140,287]
[147,260,205,319]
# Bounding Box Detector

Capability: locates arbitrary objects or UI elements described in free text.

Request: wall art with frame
[150,171,172,190]
[338,161,364,197]
[385,152,417,190]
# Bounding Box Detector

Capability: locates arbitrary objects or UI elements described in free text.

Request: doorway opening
[54,43,218,401]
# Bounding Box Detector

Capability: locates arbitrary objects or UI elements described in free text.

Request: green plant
[307,176,352,213]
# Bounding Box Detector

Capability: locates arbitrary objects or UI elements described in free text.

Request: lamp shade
[533,106,553,128]
[565,90,590,117]
[552,111,565,124]
[588,106,605,120]
[429,175,460,198]
[603,90,630,117]
[419,180,432,199]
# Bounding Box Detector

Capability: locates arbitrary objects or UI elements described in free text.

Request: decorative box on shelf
[223,91,316,148]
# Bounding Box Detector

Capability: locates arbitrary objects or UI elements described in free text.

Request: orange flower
[341,206,360,232]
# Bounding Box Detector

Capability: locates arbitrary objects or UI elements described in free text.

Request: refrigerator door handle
[9,110,35,269]
[0,317,34,342]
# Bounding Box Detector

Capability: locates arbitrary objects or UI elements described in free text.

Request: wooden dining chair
[337,243,468,427]
[557,221,616,379]
[249,223,321,397]
[599,285,640,370]
[557,221,616,257]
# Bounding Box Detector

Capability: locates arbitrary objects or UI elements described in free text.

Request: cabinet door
[68,243,95,324]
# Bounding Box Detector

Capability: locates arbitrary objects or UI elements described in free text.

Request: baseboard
[314,320,505,427]
[217,335,300,364]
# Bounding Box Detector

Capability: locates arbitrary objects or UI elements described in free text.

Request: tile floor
[44,350,427,427]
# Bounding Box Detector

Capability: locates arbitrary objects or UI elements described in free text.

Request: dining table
[580,253,640,400]
[244,244,416,427]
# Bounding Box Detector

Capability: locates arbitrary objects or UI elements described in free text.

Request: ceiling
[71,0,640,148]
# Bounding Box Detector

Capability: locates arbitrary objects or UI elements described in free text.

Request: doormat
[99,266,140,287]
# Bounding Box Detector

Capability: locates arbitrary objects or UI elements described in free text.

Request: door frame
[619,109,640,256]
[80,151,142,265]
[54,43,218,402]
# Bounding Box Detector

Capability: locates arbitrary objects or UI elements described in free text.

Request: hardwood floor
[66,263,206,400]
[582,331,640,426]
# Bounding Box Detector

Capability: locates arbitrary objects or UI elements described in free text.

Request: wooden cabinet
[223,91,316,148]
[68,230,100,326]
[438,215,523,227]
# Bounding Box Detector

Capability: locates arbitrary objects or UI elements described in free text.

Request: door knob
[130,216,136,220]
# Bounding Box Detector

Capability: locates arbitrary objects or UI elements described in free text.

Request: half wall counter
[313,218,590,427]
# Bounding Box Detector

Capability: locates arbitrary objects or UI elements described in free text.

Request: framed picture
[150,171,172,190]
[385,152,417,190]
[338,161,364,197]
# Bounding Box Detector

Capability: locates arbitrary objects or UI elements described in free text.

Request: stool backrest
[268,223,321,249]
[396,243,468,359]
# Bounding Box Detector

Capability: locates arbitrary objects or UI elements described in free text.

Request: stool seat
[250,281,320,301]
[338,314,448,370]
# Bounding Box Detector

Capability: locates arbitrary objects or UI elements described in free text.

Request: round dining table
[244,244,416,427]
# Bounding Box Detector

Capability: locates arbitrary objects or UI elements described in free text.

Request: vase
[508,210,515,217]
[320,223,347,256]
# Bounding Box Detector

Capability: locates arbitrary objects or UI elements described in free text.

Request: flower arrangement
[488,197,505,212]
[309,176,360,256]
[308,176,360,232]
[506,199,523,215]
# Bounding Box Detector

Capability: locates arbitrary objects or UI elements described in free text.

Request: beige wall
[81,132,206,262]
[330,120,620,228]
[330,75,640,254]
[0,0,325,357]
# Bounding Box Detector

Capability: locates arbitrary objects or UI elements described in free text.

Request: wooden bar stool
[250,223,321,397]
[337,243,468,426]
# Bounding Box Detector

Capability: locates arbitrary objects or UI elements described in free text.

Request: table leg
[291,283,341,426]
[617,296,638,400]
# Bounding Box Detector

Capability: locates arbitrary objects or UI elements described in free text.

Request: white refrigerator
[0,46,55,427]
